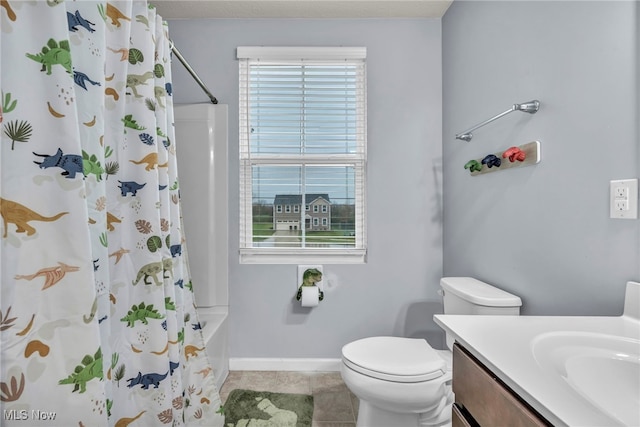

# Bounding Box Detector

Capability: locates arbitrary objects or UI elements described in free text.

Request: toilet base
[356,400,419,427]
[356,400,452,427]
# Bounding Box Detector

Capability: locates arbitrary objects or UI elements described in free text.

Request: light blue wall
[442,1,639,315]
[167,19,445,358]
[167,1,639,359]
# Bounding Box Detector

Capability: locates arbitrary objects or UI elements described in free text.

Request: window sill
[239,248,367,264]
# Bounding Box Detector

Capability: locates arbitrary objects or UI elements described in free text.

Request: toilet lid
[342,337,446,383]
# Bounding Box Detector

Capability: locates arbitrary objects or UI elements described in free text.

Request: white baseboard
[229,358,341,372]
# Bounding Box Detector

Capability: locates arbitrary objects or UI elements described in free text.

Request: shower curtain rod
[170,40,218,104]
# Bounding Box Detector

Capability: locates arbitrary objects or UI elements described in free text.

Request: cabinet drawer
[453,344,550,427]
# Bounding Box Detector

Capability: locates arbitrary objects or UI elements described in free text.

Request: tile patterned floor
[220,370,359,427]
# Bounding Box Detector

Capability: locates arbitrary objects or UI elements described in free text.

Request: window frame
[238,46,367,264]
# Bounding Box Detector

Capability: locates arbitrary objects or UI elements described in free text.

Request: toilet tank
[440,277,522,315]
[440,277,522,350]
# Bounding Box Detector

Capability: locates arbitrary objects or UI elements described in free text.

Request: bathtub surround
[174,104,230,390]
[197,306,230,390]
[174,104,229,310]
[1,2,222,426]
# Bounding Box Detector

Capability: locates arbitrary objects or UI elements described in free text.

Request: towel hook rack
[456,100,540,141]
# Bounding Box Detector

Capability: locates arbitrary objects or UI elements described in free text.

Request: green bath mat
[223,389,314,427]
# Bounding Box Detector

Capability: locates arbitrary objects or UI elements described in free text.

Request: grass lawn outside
[251,224,355,246]
[253,223,275,242]
[305,230,355,245]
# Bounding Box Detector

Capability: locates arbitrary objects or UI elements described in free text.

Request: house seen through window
[238,46,367,263]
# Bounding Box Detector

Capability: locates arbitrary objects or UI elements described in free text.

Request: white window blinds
[238,47,367,264]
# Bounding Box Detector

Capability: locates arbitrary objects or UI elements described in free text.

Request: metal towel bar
[456,100,539,141]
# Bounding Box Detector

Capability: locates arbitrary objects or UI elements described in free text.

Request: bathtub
[197,306,229,391]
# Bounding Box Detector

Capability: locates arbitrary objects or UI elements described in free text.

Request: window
[238,46,367,263]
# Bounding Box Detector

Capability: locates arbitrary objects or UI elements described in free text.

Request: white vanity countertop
[434,314,640,427]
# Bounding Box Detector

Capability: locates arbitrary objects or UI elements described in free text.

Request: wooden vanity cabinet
[452,343,552,427]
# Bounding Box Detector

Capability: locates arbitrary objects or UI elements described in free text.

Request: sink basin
[532,331,640,426]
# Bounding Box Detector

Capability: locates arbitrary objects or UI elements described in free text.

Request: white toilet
[340,277,522,427]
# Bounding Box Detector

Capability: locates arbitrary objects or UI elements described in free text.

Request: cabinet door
[452,403,475,427]
[453,344,550,427]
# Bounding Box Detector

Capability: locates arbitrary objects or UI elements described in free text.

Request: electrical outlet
[610,179,638,219]
[615,199,629,211]
[615,186,627,199]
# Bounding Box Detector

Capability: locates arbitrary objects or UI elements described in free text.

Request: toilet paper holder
[296,265,324,305]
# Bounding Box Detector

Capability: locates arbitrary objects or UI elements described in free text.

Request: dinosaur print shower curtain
[0,1,223,426]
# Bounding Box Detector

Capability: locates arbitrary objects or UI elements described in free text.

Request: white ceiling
[153,0,453,19]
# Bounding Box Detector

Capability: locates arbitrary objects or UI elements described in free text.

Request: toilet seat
[342,336,446,383]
